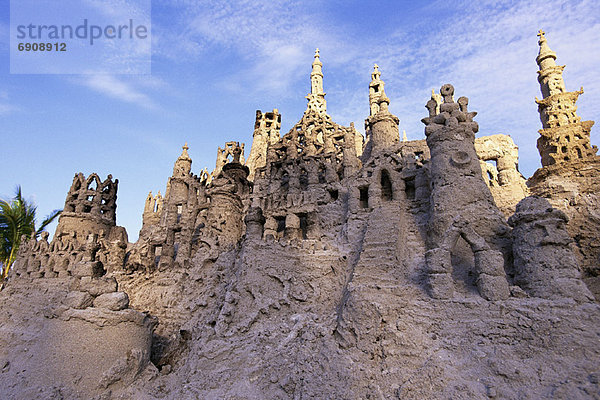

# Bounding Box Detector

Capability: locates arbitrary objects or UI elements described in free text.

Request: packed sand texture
[2,32,600,399]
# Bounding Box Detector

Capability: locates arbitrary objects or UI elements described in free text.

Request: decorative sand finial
[537,29,545,39]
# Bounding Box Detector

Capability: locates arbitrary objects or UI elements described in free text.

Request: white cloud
[72,75,161,109]
[83,0,148,20]
[77,0,152,72]
[153,0,346,95]
[0,91,20,115]
[0,104,18,115]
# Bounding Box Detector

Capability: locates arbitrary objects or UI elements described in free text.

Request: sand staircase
[350,201,427,294]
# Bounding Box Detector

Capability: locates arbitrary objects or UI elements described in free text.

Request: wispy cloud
[83,0,148,20]
[71,75,162,110]
[0,91,20,115]
[153,0,344,95]
[0,104,18,115]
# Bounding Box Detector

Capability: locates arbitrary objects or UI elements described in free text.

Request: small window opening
[298,213,308,240]
[87,180,98,190]
[177,204,183,223]
[318,165,326,184]
[359,186,369,208]
[83,205,92,213]
[87,195,94,201]
[173,243,179,260]
[381,170,393,201]
[404,177,415,200]
[281,171,290,191]
[328,189,339,201]
[299,169,309,190]
[561,146,568,153]
[89,247,98,262]
[154,246,162,267]
[485,159,497,168]
[275,216,286,233]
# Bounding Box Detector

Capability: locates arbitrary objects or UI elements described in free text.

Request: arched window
[381,170,392,201]
[359,186,369,208]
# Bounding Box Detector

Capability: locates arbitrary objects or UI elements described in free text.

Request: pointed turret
[536,29,566,99]
[173,143,192,177]
[369,64,390,116]
[363,64,399,158]
[246,109,281,181]
[534,30,597,166]
[305,48,327,114]
[310,48,324,94]
[264,49,354,165]
[142,190,163,228]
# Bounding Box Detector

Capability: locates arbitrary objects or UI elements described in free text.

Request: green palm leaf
[0,186,62,281]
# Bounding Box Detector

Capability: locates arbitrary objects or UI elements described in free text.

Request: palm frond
[0,186,62,276]
[35,209,62,237]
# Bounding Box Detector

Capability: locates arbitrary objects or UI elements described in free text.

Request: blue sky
[1,0,599,241]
